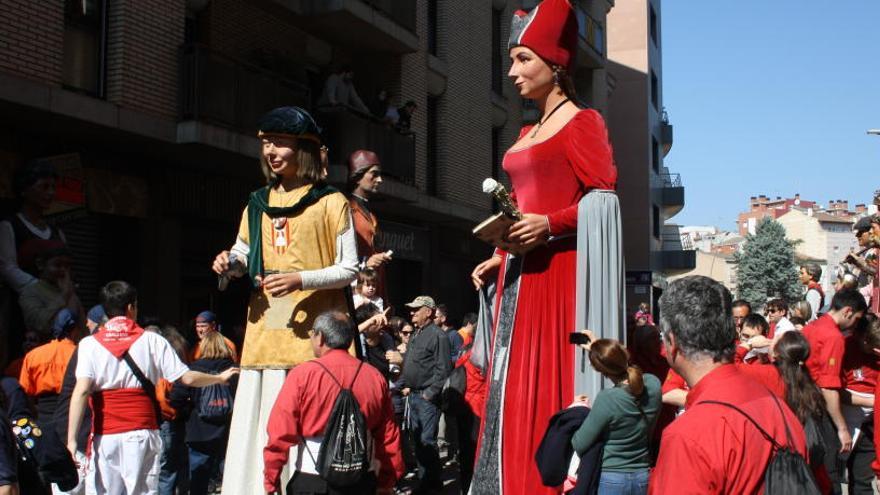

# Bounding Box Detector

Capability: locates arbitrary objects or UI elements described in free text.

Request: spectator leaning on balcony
[318,65,371,115]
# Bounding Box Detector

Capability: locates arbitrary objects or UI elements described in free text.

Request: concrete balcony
[291,0,418,54]
[178,44,310,136]
[654,249,697,274]
[660,111,673,156]
[654,224,696,274]
[652,171,684,220]
[317,106,415,186]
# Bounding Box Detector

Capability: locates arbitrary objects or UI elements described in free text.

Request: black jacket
[401,323,451,402]
[535,406,603,495]
[52,349,90,450]
[169,358,237,445]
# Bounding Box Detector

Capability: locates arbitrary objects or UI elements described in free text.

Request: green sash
[246,182,339,286]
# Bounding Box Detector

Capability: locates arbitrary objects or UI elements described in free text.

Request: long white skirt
[221,369,290,495]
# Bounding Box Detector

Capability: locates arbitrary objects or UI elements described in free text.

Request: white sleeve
[299,214,358,290]
[156,337,189,382]
[0,221,35,291]
[806,290,821,319]
[230,237,250,267]
[74,341,95,380]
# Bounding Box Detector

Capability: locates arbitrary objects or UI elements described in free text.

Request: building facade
[0,0,617,332]
[776,209,857,293]
[605,0,693,319]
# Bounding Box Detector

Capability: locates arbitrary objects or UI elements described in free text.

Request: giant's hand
[508,213,550,246]
[212,250,231,275]
[366,252,392,268]
[263,273,303,298]
[471,256,502,290]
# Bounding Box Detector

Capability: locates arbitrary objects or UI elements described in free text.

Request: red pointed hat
[348,149,381,176]
[509,0,578,70]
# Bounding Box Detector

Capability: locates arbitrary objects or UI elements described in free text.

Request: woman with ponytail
[736,330,832,492]
[570,332,662,495]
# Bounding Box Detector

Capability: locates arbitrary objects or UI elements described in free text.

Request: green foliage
[733,218,802,308]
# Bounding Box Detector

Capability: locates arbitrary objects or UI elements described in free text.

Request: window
[649,4,658,46]
[650,70,659,110]
[426,96,439,196]
[653,206,661,239]
[63,0,106,96]
[491,8,503,95]
[652,137,660,173]
[428,0,439,57]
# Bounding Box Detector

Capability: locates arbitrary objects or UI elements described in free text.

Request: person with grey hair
[650,276,809,494]
[263,311,404,495]
[800,263,824,320]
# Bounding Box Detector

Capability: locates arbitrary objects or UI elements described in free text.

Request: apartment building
[0,0,616,324]
[606,0,693,317]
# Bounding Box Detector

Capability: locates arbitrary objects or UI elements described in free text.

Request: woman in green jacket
[571,332,662,495]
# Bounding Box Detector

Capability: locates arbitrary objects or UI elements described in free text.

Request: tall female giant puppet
[470,1,625,493]
[211,107,358,494]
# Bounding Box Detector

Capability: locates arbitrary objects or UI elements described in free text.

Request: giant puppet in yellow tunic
[220,106,358,495]
[236,185,351,369]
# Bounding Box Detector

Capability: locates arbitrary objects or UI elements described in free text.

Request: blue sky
[661,1,880,230]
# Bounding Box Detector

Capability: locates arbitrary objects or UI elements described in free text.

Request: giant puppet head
[508,0,579,71]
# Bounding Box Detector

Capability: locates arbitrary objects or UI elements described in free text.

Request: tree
[734,217,802,309]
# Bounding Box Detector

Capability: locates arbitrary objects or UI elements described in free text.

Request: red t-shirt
[735,363,786,399]
[872,380,880,476]
[263,349,404,492]
[662,367,688,394]
[801,314,845,389]
[649,365,807,495]
[842,334,879,394]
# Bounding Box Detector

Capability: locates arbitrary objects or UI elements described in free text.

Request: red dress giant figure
[470,1,619,493]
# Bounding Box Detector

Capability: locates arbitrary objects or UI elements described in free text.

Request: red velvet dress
[494,109,616,494]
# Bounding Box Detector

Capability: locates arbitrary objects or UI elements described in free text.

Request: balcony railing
[179,44,311,134]
[317,107,415,185]
[652,172,682,188]
[575,6,605,56]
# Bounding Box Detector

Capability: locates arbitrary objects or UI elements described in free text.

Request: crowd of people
[4,0,880,494]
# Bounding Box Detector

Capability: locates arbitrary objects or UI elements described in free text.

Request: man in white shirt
[67,281,238,495]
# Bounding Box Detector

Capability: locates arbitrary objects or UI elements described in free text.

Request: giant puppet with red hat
[347,149,392,298]
[469,0,625,494]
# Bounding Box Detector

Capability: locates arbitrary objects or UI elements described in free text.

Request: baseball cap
[196,310,217,323]
[404,296,436,309]
[854,216,872,234]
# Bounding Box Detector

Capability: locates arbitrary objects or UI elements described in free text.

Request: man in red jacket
[264,311,404,494]
[650,276,807,495]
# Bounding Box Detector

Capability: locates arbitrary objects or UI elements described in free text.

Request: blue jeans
[159,419,188,495]
[408,393,441,487]
[598,470,649,495]
[189,442,225,495]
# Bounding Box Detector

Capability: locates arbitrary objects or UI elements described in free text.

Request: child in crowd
[353,267,384,310]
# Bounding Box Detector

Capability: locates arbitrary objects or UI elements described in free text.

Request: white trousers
[85,429,161,495]
[221,369,289,495]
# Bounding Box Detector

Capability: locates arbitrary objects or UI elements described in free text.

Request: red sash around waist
[91,388,158,435]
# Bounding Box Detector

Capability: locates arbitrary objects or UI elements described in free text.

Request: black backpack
[305,361,373,487]
[195,380,234,424]
[699,394,821,495]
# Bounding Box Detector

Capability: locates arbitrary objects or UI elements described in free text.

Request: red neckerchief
[93,316,145,358]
